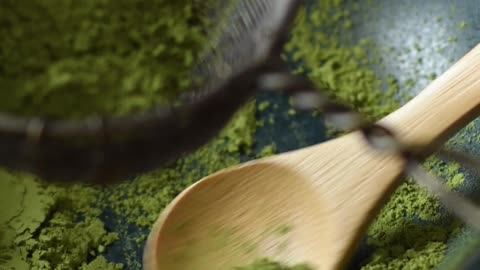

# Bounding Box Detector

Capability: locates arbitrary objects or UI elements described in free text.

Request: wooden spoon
[143,44,480,270]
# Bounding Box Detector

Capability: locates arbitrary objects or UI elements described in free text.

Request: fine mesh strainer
[0,0,302,184]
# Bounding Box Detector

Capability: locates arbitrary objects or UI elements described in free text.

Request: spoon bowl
[144,134,404,269]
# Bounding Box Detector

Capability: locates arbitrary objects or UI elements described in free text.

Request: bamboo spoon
[144,44,480,270]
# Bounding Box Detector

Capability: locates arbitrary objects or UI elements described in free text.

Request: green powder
[286,8,400,122]
[258,101,271,112]
[233,258,313,270]
[364,161,464,270]
[0,0,213,119]
[0,173,122,269]
[257,144,278,158]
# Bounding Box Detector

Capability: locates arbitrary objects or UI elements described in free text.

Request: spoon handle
[380,44,480,149]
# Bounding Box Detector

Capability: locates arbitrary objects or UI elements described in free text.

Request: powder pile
[0,172,122,269]
[0,0,213,119]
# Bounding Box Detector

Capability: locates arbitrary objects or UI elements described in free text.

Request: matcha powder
[0,0,213,119]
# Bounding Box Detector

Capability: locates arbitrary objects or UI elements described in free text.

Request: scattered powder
[285,7,400,127]
[257,144,278,159]
[233,258,313,270]
[0,173,122,269]
[448,37,458,43]
[258,101,271,112]
[344,155,467,270]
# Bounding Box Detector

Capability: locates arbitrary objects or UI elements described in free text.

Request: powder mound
[0,0,213,119]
